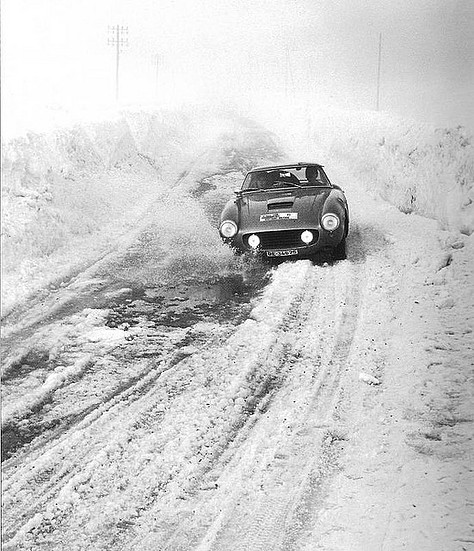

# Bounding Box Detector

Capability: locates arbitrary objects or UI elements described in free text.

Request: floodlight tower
[108,25,129,102]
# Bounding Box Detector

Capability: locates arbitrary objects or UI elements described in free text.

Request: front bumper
[224,226,345,258]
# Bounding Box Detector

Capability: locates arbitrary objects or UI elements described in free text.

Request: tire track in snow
[206,263,360,551]
[1,322,216,463]
[1,357,176,542]
[1,263,311,549]
[82,262,318,551]
[2,320,236,543]
[128,260,361,551]
[110,262,322,551]
[279,270,361,551]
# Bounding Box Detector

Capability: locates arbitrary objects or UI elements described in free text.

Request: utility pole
[108,25,128,102]
[376,32,382,111]
[154,54,161,99]
[285,46,295,102]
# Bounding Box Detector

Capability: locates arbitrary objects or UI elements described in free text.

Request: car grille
[243,230,319,250]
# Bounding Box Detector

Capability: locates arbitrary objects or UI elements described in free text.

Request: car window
[242,166,331,190]
[242,172,268,190]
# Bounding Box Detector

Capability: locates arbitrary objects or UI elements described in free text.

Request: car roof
[248,162,324,173]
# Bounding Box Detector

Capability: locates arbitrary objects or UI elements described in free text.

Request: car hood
[238,188,332,231]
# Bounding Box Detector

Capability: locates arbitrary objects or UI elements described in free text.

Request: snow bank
[1,107,231,313]
[319,111,474,235]
[255,101,474,235]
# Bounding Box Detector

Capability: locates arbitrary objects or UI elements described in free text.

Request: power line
[108,25,129,102]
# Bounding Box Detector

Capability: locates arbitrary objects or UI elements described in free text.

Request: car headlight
[321,213,340,231]
[301,230,314,244]
[220,220,238,238]
[248,234,261,248]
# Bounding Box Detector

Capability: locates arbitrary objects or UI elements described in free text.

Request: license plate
[260,213,298,222]
[266,249,298,257]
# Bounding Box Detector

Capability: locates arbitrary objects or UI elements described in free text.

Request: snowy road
[2,122,473,550]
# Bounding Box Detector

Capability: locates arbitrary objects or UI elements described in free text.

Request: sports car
[219,162,349,259]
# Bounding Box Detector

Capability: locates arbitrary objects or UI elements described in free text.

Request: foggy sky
[2,0,473,130]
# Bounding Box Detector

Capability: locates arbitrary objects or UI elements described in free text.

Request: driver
[305,165,321,185]
[265,171,279,187]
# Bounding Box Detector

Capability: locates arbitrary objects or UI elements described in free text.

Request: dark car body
[219,163,349,259]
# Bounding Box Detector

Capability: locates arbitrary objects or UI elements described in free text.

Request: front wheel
[333,237,347,260]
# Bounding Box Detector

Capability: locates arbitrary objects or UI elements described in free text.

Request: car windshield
[241,166,330,191]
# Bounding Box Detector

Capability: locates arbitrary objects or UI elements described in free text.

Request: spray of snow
[1,107,238,314]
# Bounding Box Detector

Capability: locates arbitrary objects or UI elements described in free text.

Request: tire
[333,237,347,260]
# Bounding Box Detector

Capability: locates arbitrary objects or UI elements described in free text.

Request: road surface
[2,120,472,550]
